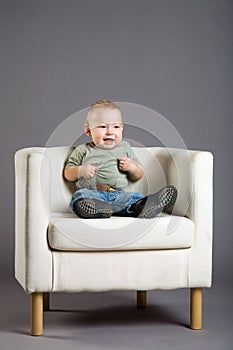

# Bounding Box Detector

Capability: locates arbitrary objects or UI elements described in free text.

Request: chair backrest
[41,146,171,214]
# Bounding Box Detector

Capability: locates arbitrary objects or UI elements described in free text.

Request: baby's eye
[97,125,107,129]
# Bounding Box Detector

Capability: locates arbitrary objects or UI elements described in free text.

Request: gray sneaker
[132,185,178,218]
[73,198,113,219]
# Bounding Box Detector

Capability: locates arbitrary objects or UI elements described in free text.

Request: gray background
[0,0,232,349]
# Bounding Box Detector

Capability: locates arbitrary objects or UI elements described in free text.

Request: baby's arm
[118,157,144,182]
[64,164,98,181]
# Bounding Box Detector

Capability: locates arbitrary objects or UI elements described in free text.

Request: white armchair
[14,146,213,336]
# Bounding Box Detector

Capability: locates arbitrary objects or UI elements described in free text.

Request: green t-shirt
[65,141,140,189]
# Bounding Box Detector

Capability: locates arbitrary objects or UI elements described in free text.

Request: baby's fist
[79,164,98,178]
[118,157,135,172]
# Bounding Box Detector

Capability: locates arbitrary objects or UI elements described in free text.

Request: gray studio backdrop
[0,0,232,286]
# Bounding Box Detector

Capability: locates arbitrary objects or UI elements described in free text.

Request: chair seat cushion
[48,212,194,251]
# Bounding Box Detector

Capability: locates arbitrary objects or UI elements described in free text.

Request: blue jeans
[70,188,144,216]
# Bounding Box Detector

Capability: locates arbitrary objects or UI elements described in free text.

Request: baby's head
[84,100,124,149]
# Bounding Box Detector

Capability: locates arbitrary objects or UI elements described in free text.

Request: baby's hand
[79,164,98,178]
[118,157,137,172]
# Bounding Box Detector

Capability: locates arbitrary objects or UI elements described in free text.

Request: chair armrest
[15,148,53,292]
[168,149,214,287]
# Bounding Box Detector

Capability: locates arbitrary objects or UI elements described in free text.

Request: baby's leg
[111,191,144,217]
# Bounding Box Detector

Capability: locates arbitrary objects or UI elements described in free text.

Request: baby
[64,100,177,218]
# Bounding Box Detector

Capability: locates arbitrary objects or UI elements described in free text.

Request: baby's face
[86,108,123,149]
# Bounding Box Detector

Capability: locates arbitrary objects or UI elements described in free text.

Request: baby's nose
[106,125,113,133]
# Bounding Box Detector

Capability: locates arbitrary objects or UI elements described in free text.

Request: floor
[0,276,232,350]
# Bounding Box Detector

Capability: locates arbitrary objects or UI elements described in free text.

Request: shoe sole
[73,198,112,219]
[139,186,177,218]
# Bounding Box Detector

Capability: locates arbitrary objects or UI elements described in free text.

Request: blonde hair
[86,100,121,123]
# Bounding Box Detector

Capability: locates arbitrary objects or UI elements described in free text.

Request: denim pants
[70,188,144,216]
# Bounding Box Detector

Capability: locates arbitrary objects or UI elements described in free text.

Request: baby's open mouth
[103,138,114,142]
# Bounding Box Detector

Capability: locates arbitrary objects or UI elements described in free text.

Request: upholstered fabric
[15,150,52,293]
[52,249,190,292]
[14,146,213,293]
[48,212,194,251]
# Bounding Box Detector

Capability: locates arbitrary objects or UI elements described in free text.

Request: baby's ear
[84,123,91,136]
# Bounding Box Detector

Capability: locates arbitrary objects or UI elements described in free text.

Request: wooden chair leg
[30,293,43,336]
[137,291,147,308]
[190,288,202,330]
[43,292,50,311]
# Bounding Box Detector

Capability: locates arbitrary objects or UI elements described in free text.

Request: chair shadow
[10,304,189,340]
[46,304,188,328]
[6,289,190,337]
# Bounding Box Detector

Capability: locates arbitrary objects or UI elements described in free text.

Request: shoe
[73,198,113,219]
[131,185,177,218]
